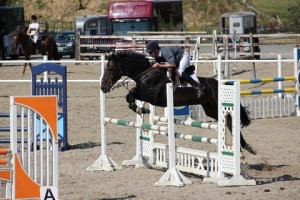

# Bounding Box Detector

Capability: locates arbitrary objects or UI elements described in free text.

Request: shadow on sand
[249,163,300,185]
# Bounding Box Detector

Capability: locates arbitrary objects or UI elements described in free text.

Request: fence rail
[75,32,300,60]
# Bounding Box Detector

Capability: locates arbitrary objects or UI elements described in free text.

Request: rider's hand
[152,63,160,68]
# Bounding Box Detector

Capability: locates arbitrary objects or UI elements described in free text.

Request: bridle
[105,59,155,91]
[104,61,128,91]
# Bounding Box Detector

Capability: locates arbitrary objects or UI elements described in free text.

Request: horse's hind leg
[126,88,150,115]
[226,116,256,155]
[201,102,256,155]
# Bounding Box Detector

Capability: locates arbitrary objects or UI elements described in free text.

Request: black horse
[101,51,256,155]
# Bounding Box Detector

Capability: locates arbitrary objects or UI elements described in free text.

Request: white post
[277,54,283,98]
[87,54,120,172]
[217,55,224,180]
[154,83,192,187]
[10,97,17,199]
[43,55,48,82]
[213,30,218,75]
[122,100,147,167]
[294,48,300,116]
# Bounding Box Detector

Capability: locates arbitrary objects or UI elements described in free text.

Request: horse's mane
[108,50,150,65]
[116,50,147,59]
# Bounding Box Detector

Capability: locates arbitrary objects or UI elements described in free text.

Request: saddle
[140,64,197,94]
[170,65,196,87]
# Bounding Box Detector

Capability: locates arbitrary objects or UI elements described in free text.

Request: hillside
[9,0,300,33]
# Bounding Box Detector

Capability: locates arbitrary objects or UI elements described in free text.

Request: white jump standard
[88,68,256,186]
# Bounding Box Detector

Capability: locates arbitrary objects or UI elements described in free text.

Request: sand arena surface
[0,59,299,200]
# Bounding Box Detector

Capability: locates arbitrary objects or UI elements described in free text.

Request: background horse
[101,51,257,155]
[13,30,59,75]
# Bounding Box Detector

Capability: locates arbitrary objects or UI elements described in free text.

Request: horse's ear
[105,52,113,60]
[111,52,119,61]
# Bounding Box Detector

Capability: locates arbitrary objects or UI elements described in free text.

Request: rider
[146,41,205,98]
[26,15,40,53]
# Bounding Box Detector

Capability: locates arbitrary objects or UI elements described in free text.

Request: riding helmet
[31,15,37,20]
[146,41,160,53]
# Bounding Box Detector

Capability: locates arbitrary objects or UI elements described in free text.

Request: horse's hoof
[240,152,245,161]
[142,108,150,114]
[136,108,143,115]
[243,143,257,155]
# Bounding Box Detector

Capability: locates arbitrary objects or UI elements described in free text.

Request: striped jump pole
[152,116,218,130]
[151,130,218,144]
[103,117,168,132]
[219,50,300,119]
[0,148,10,156]
[225,76,296,85]
[0,148,11,166]
[240,87,296,95]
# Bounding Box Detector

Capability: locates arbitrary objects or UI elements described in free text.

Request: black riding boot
[181,72,205,98]
[33,43,38,54]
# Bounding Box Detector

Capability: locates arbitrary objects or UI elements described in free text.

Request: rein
[111,66,155,91]
[111,77,131,91]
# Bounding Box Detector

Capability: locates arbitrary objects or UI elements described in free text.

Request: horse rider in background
[146,41,205,98]
[26,15,40,53]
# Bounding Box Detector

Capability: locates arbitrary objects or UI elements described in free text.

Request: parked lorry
[74,0,183,58]
[108,0,183,35]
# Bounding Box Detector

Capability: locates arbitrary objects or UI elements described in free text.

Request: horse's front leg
[21,63,26,75]
[22,59,32,75]
[126,88,150,115]
[22,63,30,75]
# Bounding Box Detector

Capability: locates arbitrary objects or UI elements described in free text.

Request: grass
[251,0,298,23]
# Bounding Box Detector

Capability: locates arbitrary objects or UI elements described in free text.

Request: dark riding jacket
[155,46,185,68]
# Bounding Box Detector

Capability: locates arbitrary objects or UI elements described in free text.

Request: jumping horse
[13,30,59,75]
[101,51,257,155]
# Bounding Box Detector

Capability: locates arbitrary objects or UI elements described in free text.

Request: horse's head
[13,31,21,49]
[101,51,151,93]
[13,30,28,49]
[101,53,124,93]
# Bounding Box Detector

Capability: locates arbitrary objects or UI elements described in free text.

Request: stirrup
[195,88,204,98]
[195,85,205,98]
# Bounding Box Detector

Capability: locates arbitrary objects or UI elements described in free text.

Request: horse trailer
[220,12,260,59]
[74,15,113,57]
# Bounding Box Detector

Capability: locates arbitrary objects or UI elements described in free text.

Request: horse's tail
[240,105,252,127]
[53,42,60,60]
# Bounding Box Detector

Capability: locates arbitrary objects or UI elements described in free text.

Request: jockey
[146,41,205,98]
[26,15,40,52]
